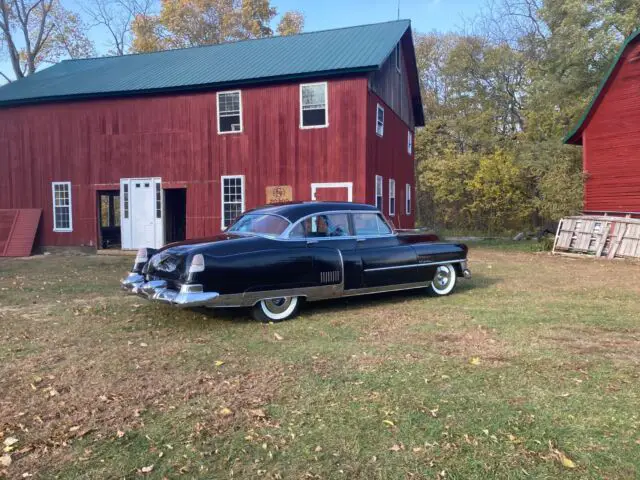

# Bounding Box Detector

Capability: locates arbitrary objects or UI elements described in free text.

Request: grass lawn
[0,248,639,479]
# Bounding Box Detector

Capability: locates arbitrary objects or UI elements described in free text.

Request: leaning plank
[607,223,628,260]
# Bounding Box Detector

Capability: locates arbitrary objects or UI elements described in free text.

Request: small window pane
[375,175,383,210]
[299,213,351,238]
[222,176,244,228]
[301,83,327,127]
[376,105,384,136]
[218,91,242,133]
[52,182,72,231]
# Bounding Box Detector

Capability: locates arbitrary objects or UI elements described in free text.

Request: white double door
[120,178,164,249]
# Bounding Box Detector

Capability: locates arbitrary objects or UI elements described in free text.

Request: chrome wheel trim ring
[431,264,456,295]
[260,296,298,320]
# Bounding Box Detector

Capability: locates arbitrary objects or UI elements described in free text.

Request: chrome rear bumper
[121,273,219,308]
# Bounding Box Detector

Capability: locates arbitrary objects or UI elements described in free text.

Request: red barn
[565,28,640,218]
[0,20,424,251]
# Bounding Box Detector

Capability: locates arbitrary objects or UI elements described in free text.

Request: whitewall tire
[252,296,301,323]
[428,264,457,296]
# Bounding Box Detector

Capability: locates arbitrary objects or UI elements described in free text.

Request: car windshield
[227,214,290,238]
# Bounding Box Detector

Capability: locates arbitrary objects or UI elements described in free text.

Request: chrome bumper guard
[121,273,219,308]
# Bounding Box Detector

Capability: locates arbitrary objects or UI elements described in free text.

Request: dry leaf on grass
[382,420,394,427]
[469,357,481,365]
[248,409,266,418]
[219,407,233,416]
[273,333,284,341]
[3,438,18,448]
[314,446,322,452]
[389,443,404,452]
[214,360,225,367]
[0,454,11,467]
[558,452,576,469]
[141,465,154,473]
[117,430,125,438]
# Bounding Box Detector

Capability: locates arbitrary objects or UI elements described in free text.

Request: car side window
[290,213,352,238]
[353,213,393,236]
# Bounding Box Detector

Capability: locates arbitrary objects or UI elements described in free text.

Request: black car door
[288,212,362,290]
[352,212,420,288]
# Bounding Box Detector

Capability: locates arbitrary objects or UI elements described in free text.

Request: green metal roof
[564,28,640,145]
[0,19,419,114]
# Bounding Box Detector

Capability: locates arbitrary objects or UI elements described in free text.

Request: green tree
[0,0,94,81]
[276,10,303,36]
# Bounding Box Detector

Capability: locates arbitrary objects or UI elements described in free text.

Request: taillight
[135,248,148,264]
[189,254,205,274]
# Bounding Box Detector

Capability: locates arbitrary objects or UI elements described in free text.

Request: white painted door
[120,178,163,249]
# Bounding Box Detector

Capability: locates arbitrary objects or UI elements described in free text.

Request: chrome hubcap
[263,297,293,314]
[434,266,452,289]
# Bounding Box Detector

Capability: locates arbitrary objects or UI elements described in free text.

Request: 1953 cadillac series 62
[122,202,470,322]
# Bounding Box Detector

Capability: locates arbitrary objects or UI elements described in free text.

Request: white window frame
[376,104,384,137]
[52,181,73,232]
[217,90,243,134]
[221,175,245,230]
[389,179,396,216]
[405,184,411,215]
[407,131,413,155]
[375,175,383,211]
[395,45,401,73]
[300,82,329,129]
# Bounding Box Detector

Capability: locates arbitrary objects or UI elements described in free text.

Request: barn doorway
[311,182,353,202]
[97,190,121,249]
[164,188,186,244]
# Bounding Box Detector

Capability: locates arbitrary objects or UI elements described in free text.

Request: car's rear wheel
[428,264,457,296]
[252,296,301,323]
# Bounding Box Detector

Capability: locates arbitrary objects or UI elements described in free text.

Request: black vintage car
[122,202,470,322]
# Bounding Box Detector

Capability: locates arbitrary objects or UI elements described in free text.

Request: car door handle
[307,240,319,245]
[357,238,367,243]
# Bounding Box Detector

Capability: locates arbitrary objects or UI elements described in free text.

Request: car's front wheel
[428,264,457,296]
[252,296,301,323]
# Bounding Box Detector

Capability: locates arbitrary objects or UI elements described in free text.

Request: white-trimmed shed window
[406,184,412,215]
[52,182,72,232]
[217,90,242,133]
[375,175,383,211]
[376,104,384,137]
[300,82,328,128]
[389,179,396,216]
[221,175,245,229]
[395,45,401,73]
[407,131,413,154]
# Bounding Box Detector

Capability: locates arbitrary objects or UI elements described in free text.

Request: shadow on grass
[181,273,497,324]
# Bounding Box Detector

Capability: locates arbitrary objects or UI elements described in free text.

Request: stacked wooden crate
[553,216,640,259]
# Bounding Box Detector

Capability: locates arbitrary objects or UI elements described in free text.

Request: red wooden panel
[365,91,416,229]
[0,209,41,257]
[314,187,350,202]
[0,78,369,247]
[582,39,640,214]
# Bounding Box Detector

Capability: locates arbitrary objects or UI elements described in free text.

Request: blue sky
[1,0,485,79]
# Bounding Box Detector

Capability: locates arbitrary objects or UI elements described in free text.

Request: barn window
[300,82,328,128]
[52,182,72,232]
[376,104,384,137]
[407,131,413,154]
[375,175,383,211]
[217,90,242,133]
[395,45,401,73]
[389,179,396,216]
[221,175,245,229]
[405,184,411,215]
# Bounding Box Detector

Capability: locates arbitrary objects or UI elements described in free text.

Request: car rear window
[353,213,392,236]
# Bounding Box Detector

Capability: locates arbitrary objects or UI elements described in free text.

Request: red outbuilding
[0,20,424,251]
[565,28,640,218]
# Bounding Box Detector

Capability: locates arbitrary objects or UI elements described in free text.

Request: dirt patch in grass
[541,325,640,364]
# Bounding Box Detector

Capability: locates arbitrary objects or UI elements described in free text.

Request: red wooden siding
[365,91,416,229]
[582,39,640,215]
[0,209,41,257]
[0,77,369,247]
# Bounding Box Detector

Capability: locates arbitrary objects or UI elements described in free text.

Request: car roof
[245,202,379,222]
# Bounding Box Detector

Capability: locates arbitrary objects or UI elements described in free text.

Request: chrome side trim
[342,281,431,297]
[364,259,465,272]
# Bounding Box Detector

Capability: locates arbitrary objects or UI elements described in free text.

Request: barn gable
[564,28,640,145]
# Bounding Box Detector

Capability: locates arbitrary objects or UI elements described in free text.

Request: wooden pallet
[553,215,640,259]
